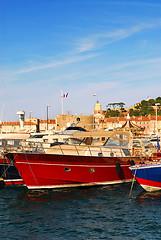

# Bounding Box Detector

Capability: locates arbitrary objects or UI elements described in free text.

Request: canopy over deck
[70,130,132,143]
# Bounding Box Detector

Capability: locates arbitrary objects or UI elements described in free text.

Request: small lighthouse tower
[17,111,25,130]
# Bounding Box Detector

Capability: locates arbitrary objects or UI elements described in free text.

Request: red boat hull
[8,152,144,190]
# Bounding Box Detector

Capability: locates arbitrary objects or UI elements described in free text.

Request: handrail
[1,139,151,158]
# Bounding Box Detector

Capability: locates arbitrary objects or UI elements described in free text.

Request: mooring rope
[24,152,39,186]
[129,167,137,197]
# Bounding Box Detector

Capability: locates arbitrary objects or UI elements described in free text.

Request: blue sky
[0,0,161,121]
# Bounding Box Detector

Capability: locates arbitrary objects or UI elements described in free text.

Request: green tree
[106,103,112,109]
[133,110,140,117]
[118,102,125,109]
[105,109,120,117]
[134,104,141,110]
[147,107,155,115]
[105,96,161,118]
[158,110,161,116]
[106,103,117,109]
[156,97,161,103]
[148,99,155,106]
[129,109,140,117]
[141,100,148,109]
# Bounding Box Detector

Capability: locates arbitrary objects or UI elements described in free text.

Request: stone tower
[94,100,102,114]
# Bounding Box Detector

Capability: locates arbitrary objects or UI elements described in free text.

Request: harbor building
[0,113,93,133]
[0,102,160,136]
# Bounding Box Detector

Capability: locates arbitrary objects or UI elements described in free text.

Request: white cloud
[76,42,96,53]
[13,53,98,75]
[76,21,161,53]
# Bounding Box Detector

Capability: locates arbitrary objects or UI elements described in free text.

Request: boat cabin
[46,131,132,157]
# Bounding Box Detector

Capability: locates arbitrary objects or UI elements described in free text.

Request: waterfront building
[0,114,93,133]
[56,114,93,131]
[93,102,161,135]
[0,102,160,135]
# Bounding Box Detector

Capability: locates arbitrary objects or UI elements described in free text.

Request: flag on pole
[157,137,160,153]
[61,89,69,114]
[63,93,68,98]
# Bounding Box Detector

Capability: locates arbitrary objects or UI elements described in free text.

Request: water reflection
[2,183,161,240]
[136,190,161,205]
[23,184,130,203]
[23,187,99,203]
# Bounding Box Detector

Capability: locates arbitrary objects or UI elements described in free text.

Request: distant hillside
[105,97,161,117]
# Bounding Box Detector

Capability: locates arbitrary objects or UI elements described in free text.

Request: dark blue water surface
[1,183,161,240]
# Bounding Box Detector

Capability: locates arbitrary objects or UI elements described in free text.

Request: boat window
[114,134,128,142]
[7,140,15,145]
[122,149,130,156]
[133,140,141,148]
[68,138,82,145]
[30,134,46,139]
[51,142,65,146]
[0,139,21,147]
[92,137,103,145]
[64,167,71,172]
[89,168,95,173]
[104,137,128,147]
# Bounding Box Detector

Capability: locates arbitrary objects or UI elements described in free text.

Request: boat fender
[116,161,122,176]
[130,160,135,166]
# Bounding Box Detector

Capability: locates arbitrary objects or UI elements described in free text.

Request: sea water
[0,183,161,240]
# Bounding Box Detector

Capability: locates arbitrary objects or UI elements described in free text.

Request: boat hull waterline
[130,163,161,192]
[7,152,144,190]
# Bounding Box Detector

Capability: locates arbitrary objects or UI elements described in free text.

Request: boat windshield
[66,138,85,145]
[30,134,47,139]
[143,140,153,149]
[104,137,128,147]
[68,133,129,147]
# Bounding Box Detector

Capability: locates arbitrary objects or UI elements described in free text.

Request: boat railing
[45,143,131,157]
[0,140,45,155]
[1,139,134,157]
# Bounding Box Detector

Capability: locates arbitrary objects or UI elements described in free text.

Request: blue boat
[130,162,161,192]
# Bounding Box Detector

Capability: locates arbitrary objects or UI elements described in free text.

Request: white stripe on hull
[4,179,24,183]
[27,179,133,190]
[131,164,161,170]
[16,161,130,168]
[140,184,161,192]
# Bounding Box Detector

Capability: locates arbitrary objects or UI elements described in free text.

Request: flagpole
[61,89,64,115]
[155,103,160,135]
